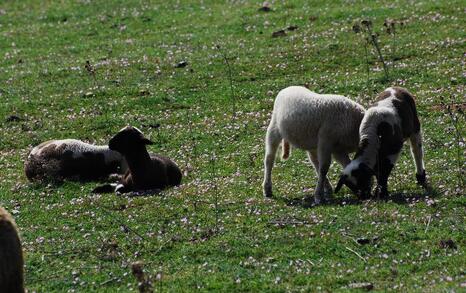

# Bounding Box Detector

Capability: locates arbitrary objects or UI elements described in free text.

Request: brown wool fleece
[0,207,24,293]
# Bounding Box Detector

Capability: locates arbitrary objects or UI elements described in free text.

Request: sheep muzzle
[335,175,347,193]
[335,174,364,197]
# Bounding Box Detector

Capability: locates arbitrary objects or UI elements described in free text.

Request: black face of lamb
[350,163,374,199]
[336,175,359,195]
[336,163,373,199]
[108,126,153,155]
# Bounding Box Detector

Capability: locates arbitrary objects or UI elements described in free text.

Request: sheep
[25,139,128,182]
[93,126,182,194]
[335,87,428,199]
[0,206,24,293]
[263,86,366,204]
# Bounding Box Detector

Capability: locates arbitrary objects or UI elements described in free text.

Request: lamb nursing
[263,86,366,204]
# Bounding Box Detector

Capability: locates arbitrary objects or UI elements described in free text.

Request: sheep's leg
[108,173,123,182]
[307,150,332,194]
[409,131,427,187]
[263,126,281,198]
[375,153,400,199]
[375,166,393,199]
[333,152,351,168]
[115,183,132,194]
[92,183,117,194]
[314,146,332,204]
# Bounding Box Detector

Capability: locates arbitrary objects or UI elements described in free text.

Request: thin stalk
[363,40,370,91]
[217,45,236,118]
[211,153,219,232]
[369,33,389,80]
[445,103,465,188]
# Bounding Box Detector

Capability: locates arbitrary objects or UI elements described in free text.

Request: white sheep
[335,87,427,198]
[0,206,24,293]
[25,139,128,182]
[263,86,366,204]
[92,126,182,194]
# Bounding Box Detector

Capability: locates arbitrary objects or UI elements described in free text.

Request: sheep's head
[109,126,153,155]
[335,161,374,199]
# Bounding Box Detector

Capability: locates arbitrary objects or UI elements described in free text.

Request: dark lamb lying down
[24,139,127,182]
[93,126,182,194]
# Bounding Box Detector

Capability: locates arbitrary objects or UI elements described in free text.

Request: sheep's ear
[335,175,347,193]
[142,138,154,145]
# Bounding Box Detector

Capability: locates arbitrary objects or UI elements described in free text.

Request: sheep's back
[150,154,182,187]
[273,86,364,151]
[374,87,421,139]
[25,139,124,182]
[29,139,107,158]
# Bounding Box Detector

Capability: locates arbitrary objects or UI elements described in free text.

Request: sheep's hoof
[416,171,428,188]
[324,188,333,198]
[357,191,372,201]
[263,185,273,198]
[423,184,433,194]
[313,196,322,205]
[324,183,333,195]
[374,186,388,199]
[316,195,334,205]
[325,195,334,203]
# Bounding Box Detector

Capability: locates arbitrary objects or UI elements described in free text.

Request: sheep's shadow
[271,187,437,209]
[27,172,122,188]
[119,189,163,197]
[271,192,361,209]
[387,187,440,205]
[91,183,163,197]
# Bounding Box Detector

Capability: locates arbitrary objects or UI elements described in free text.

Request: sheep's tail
[282,140,290,160]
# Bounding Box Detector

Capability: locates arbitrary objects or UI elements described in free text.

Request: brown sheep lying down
[0,206,24,293]
[24,139,128,182]
[93,126,182,194]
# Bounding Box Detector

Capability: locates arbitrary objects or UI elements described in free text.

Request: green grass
[1,0,465,291]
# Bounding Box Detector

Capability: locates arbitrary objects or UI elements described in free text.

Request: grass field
[0,0,465,291]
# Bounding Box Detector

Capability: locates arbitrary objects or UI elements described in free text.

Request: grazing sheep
[0,206,24,293]
[25,139,128,182]
[335,87,427,199]
[93,126,182,194]
[263,86,366,204]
